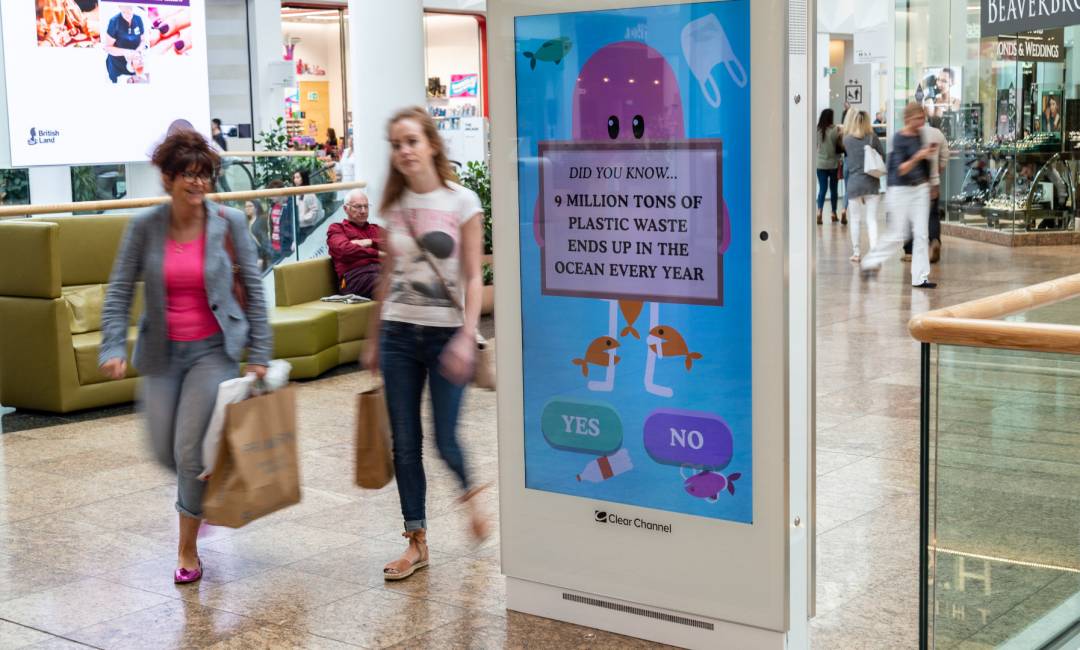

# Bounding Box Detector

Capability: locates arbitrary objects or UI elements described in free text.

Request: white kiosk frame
[489,1,814,647]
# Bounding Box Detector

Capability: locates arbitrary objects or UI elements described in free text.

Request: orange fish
[648,325,702,371]
[572,336,621,376]
[619,300,644,339]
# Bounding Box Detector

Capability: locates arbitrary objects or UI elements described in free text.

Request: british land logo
[593,509,672,534]
[28,127,59,146]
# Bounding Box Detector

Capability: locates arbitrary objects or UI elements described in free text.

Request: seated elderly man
[326,189,384,297]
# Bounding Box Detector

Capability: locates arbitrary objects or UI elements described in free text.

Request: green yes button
[541,399,623,455]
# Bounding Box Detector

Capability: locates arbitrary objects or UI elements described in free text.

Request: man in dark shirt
[327,189,384,297]
[211,119,228,151]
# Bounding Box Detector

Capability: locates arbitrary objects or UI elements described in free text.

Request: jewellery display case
[946,133,1075,233]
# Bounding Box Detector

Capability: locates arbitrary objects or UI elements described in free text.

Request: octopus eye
[607,115,620,139]
[632,115,645,139]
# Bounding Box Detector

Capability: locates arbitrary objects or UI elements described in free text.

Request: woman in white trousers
[841,111,885,261]
[861,103,938,289]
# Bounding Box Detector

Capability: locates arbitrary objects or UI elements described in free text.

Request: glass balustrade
[923,300,1080,648]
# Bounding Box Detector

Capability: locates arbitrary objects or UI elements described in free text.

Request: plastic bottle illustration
[576,448,633,482]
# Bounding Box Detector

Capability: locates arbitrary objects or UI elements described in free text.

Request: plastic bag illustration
[680,14,748,108]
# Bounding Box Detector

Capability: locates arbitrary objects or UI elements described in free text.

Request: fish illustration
[619,300,644,339]
[648,325,703,370]
[684,470,741,502]
[523,37,573,70]
[572,336,620,377]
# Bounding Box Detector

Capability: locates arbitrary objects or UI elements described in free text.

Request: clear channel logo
[28,127,60,146]
[594,509,672,534]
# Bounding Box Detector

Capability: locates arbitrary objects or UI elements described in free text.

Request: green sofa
[0,214,374,413]
[271,257,376,378]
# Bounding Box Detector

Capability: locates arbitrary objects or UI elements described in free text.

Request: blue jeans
[141,332,237,518]
[817,168,839,213]
[380,321,471,532]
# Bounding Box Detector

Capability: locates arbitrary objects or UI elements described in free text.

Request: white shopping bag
[864,144,887,178]
[200,360,292,479]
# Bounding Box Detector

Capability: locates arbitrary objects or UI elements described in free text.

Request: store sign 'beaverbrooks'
[982,0,1080,38]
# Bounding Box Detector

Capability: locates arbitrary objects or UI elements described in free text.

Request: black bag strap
[402,209,465,314]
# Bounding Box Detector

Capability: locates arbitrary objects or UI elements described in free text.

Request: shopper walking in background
[98,130,273,583]
[903,115,949,263]
[293,169,324,232]
[336,135,356,199]
[816,108,842,225]
[838,107,860,225]
[861,102,937,289]
[842,111,885,262]
[210,118,228,152]
[244,199,273,271]
[362,106,489,581]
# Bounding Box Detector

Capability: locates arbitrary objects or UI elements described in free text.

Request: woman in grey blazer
[99,130,272,584]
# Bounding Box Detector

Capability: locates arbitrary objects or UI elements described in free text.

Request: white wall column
[347,0,426,214]
[247,0,286,140]
[28,166,72,208]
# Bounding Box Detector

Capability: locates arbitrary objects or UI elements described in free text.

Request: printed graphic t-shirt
[381,182,483,328]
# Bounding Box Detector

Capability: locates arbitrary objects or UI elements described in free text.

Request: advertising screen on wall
[2,1,210,166]
[515,1,752,524]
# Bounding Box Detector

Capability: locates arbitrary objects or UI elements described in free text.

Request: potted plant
[255,117,322,188]
[459,161,495,315]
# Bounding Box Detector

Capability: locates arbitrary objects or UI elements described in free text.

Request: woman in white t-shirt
[363,106,487,581]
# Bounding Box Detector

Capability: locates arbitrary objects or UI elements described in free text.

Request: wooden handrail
[222,150,319,158]
[909,273,1080,353]
[0,181,366,218]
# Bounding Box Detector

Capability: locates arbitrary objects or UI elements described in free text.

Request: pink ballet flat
[174,558,203,584]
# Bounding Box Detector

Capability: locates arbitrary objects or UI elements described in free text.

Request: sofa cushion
[62,282,145,334]
[72,327,137,386]
[297,300,375,343]
[62,284,105,334]
[270,307,337,359]
[273,257,338,307]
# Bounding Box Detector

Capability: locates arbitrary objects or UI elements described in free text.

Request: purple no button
[643,409,733,469]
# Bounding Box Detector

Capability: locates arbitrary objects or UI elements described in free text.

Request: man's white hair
[346,188,368,204]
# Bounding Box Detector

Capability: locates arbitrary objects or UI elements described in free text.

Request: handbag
[355,385,394,488]
[203,386,301,528]
[403,210,496,390]
[864,143,887,178]
[216,206,248,310]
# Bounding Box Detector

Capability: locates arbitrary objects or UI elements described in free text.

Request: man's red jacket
[326,220,383,280]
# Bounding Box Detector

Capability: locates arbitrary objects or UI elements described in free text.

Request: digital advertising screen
[2,1,210,166]
[515,1,753,524]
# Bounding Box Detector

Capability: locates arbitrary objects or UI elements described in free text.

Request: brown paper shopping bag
[355,386,394,489]
[203,386,301,528]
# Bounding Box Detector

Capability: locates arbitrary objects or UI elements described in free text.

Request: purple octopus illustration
[681,466,741,502]
[533,39,731,254]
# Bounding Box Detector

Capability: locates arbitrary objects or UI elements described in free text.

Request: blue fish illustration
[524,37,573,70]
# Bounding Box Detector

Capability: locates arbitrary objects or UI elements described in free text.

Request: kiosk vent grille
[788,0,808,55]
[561,593,715,630]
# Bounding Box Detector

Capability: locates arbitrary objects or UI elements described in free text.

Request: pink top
[163,236,221,341]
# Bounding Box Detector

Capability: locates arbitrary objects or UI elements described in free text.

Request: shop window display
[898,1,1080,237]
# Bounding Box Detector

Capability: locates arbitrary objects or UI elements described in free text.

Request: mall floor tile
[1,228,1079,648]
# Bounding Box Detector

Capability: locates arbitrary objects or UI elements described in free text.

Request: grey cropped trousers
[140,332,236,518]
